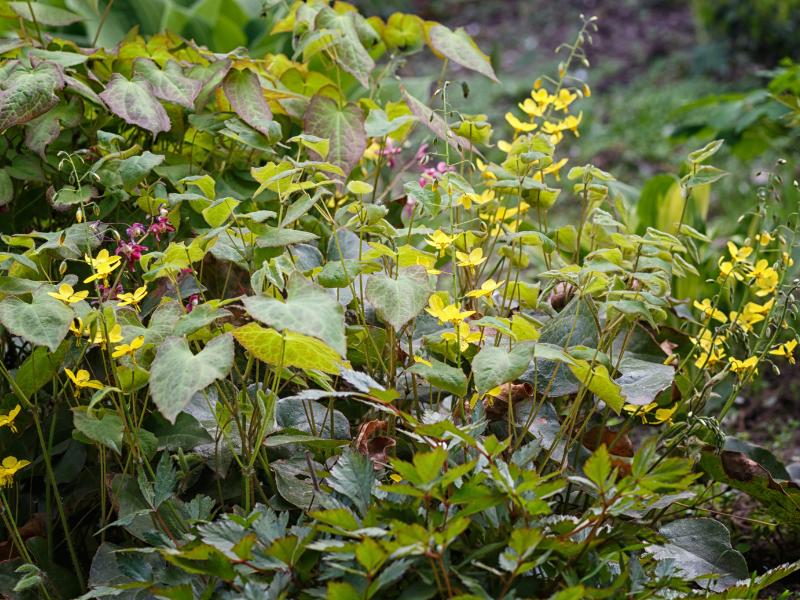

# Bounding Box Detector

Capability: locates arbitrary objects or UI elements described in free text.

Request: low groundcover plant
[0,1,799,598]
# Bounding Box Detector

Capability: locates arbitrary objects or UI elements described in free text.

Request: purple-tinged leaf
[99,74,170,137]
[0,61,64,131]
[133,58,202,110]
[303,95,365,177]
[222,68,273,136]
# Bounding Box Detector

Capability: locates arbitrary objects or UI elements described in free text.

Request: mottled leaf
[99,74,170,136]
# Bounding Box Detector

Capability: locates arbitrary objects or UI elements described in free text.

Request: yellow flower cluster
[504,84,582,144]
[0,405,28,488]
[693,234,796,379]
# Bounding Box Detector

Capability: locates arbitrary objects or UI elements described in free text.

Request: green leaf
[14,342,67,398]
[149,334,234,423]
[276,399,350,440]
[616,357,674,406]
[687,139,724,164]
[133,58,201,110]
[201,197,240,227]
[0,293,73,352]
[118,151,164,190]
[0,62,64,131]
[255,227,319,248]
[327,448,374,515]
[232,323,345,374]
[409,357,467,397]
[583,445,611,489]
[427,24,498,82]
[304,95,366,178]
[364,108,416,138]
[647,518,748,591]
[472,343,533,396]
[99,74,170,137]
[73,409,124,454]
[222,68,273,137]
[326,582,361,600]
[0,169,11,207]
[25,96,82,158]
[366,266,431,331]
[7,2,83,26]
[242,274,346,356]
[315,7,375,87]
[567,359,624,414]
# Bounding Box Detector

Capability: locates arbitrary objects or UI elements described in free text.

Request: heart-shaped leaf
[242,274,346,356]
[223,68,273,137]
[304,95,366,178]
[149,334,234,423]
[0,293,73,352]
[472,343,533,396]
[366,266,432,331]
[99,74,170,137]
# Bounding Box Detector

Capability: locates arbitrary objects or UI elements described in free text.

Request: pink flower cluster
[114,210,175,270]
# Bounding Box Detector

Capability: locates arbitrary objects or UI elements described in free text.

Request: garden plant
[0,0,799,598]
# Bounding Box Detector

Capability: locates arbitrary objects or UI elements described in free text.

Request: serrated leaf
[304,95,366,178]
[133,58,201,110]
[0,293,73,352]
[0,61,64,131]
[149,334,234,423]
[616,357,674,406]
[242,274,346,356]
[366,266,431,331]
[427,24,498,82]
[99,74,170,137]
[223,68,273,137]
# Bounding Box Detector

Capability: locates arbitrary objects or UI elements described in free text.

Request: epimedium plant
[0,1,799,598]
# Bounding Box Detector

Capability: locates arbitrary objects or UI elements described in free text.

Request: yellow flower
[389,473,403,483]
[90,323,123,346]
[769,339,797,365]
[84,249,122,284]
[362,141,381,162]
[0,405,21,433]
[482,202,530,223]
[693,298,727,323]
[730,299,773,333]
[690,329,725,352]
[718,258,745,282]
[425,295,474,324]
[695,346,726,369]
[64,369,103,394]
[758,231,773,246]
[726,241,752,263]
[782,251,794,267]
[47,283,89,304]
[112,335,145,359]
[425,230,455,255]
[0,456,30,487]
[459,189,495,210]
[749,260,778,297]
[456,248,486,268]
[552,88,577,112]
[466,278,504,299]
[117,285,147,310]
[532,157,568,182]
[442,321,482,352]
[475,158,497,181]
[505,112,537,133]
[623,402,677,425]
[729,356,758,380]
[531,88,551,105]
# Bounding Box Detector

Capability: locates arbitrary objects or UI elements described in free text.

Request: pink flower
[379,138,402,168]
[97,283,122,303]
[186,293,200,313]
[115,240,148,271]
[126,223,146,239]
[148,216,175,241]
